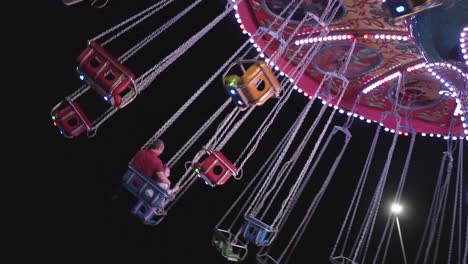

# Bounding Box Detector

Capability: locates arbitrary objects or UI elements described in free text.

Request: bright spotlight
[391,203,403,215]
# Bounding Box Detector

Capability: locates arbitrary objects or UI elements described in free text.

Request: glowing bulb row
[406,62,427,72]
[373,34,409,41]
[294,34,353,45]
[362,72,401,94]
[461,27,468,65]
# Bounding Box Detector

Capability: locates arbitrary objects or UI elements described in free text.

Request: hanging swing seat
[211,228,248,262]
[122,165,170,208]
[241,215,277,246]
[192,149,238,187]
[77,41,137,108]
[256,253,280,264]
[223,60,282,110]
[330,256,359,264]
[51,101,92,138]
[131,200,166,226]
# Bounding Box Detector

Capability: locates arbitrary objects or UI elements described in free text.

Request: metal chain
[119,0,204,62]
[94,0,174,45]
[136,6,234,91]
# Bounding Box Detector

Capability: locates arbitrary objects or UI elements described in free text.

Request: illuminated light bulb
[421,133,426,136]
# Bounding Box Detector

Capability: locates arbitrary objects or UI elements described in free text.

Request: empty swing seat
[77,41,136,108]
[241,215,277,246]
[329,256,359,264]
[51,102,92,138]
[193,150,238,187]
[131,200,166,226]
[224,60,281,110]
[122,165,170,208]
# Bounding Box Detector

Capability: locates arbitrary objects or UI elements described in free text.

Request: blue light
[59,130,64,135]
[79,75,85,81]
[237,100,243,105]
[396,5,405,13]
[103,96,109,101]
[230,89,236,95]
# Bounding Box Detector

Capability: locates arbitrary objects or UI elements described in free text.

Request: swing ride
[52,0,467,263]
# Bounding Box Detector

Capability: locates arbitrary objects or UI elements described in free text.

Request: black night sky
[6,1,467,264]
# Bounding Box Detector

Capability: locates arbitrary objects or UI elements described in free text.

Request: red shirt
[132,149,164,180]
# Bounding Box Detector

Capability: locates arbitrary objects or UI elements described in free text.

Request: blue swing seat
[131,201,165,226]
[241,215,276,246]
[122,165,170,208]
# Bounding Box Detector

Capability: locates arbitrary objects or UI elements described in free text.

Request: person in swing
[131,139,179,196]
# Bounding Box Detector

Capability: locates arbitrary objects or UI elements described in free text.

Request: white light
[366,119,372,123]
[79,75,84,81]
[391,203,403,215]
[421,133,426,136]
[230,89,236,95]
[384,127,390,132]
